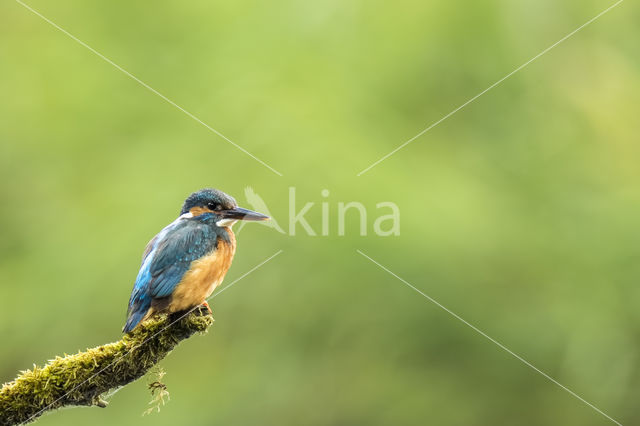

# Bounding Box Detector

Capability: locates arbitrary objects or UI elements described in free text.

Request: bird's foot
[201,301,212,314]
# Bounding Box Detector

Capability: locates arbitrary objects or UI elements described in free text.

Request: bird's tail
[122,303,150,333]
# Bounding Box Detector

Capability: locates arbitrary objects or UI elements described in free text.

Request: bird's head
[180,188,269,227]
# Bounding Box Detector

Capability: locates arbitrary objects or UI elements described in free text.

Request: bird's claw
[200,301,212,314]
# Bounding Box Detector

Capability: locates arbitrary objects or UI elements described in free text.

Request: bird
[235,186,284,235]
[123,188,269,333]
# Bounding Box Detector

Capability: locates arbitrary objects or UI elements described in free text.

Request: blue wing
[123,216,217,332]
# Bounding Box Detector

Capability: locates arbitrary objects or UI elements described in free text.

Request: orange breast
[169,231,236,312]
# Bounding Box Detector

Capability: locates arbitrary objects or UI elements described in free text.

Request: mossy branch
[0,306,214,425]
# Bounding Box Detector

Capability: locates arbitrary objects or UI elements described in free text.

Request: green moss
[143,367,170,416]
[0,306,213,425]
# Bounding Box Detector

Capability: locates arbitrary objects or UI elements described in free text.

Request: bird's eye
[207,202,220,211]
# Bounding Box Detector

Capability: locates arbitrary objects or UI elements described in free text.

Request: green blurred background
[1,0,639,424]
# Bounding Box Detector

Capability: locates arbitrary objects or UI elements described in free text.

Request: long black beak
[221,206,269,221]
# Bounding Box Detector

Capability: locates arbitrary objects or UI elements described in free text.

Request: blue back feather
[123,214,219,332]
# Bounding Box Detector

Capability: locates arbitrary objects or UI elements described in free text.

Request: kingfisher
[123,188,269,333]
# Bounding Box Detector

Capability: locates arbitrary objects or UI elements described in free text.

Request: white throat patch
[216,218,238,228]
